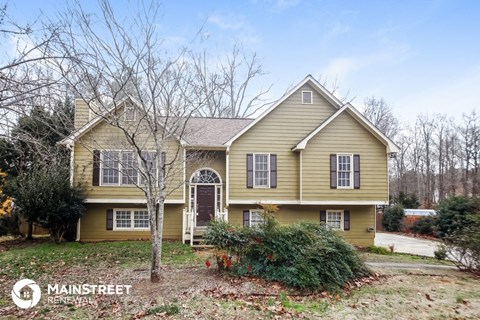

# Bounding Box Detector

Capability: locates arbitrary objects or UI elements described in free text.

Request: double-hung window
[326,210,343,230]
[113,209,149,230]
[101,151,138,186]
[246,209,265,228]
[121,152,138,185]
[102,151,120,185]
[254,154,269,188]
[337,154,352,188]
[140,151,157,184]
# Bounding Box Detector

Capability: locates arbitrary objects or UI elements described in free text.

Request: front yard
[0,238,479,319]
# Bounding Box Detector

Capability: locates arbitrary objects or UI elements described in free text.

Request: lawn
[0,238,479,319]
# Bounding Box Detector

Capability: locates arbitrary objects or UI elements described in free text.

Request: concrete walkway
[366,262,455,270]
[374,232,441,257]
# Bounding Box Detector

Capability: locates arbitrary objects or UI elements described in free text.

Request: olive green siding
[302,112,388,202]
[229,84,337,201]
[74,120,185,201]
[79,203,183,241]
[228,205,375,247]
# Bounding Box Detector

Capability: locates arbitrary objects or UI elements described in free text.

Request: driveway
[374,232,441,257]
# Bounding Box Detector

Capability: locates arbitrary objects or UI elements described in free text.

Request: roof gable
[293,103,400,153]
[224,75,343,146]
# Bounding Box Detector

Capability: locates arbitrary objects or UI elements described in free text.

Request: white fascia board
[84,198,185,204]
[345,105,400,153]
[60,96,187,146]
[292,103,400,154]
[228,200,387,205]
[225,75,343,147]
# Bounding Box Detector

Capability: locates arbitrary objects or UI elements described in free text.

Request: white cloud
[208,13,246,30]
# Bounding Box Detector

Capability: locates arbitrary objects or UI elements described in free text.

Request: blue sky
[7,0,480,124]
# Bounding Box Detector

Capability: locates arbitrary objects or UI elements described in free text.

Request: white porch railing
[182,208,195,245]
[215,208,228,222]
[182,208,229,246]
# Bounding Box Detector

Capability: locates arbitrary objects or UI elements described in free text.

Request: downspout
[183,148,186,204]
[67,143,81,242]
[299,151,303,204]
[226,146,230,208]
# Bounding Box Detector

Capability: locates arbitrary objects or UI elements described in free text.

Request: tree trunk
[27,221,33,240]
[149,199,162,283]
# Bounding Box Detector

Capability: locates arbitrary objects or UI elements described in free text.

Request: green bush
[367,245,391,255]
[205,218,370,291]
[411,216,436,236]
[435,196,480,239]
[0,212,20,236]
[443,213,480,274]
[382,204,405,232]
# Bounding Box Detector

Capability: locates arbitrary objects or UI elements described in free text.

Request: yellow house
[60,75,399,247]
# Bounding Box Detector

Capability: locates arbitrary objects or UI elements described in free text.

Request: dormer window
[124,104,135,121]
[302,91,312,104]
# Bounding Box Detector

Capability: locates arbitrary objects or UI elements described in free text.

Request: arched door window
[191,169,221,184]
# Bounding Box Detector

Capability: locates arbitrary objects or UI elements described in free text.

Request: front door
[196,185,215,226]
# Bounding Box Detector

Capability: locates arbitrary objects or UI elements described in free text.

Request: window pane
[302,91,312,104]
[326,211,342,229]
[102,151,119,184]
[250,210,264,228]
[115,210,131,228]
[134,210,149,228]
[337,155,351,187]
[124,106,135,121]
[254,154,269,187]
[121,152,138,185]
[140,151,157,184]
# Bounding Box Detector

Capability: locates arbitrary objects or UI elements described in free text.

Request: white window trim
[337,153,353,189]
[249,209,264,228]
[123,105,136,121]
[253,153,270,188]
[112,208,150,231]
[326,209,344,231]
[302,91,313,104]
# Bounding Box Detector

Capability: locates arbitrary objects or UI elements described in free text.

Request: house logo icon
[11,279,41,309]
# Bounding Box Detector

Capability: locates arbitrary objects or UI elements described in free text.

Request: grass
[146,303,180,316]
[0,240,201,279]
[359,251,454,265]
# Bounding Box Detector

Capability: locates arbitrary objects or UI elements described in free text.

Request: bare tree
[0,5,68,136]
[38,0,263,282]
[362,97,399,140]
[191,45,272,118]
[458,111,480,196]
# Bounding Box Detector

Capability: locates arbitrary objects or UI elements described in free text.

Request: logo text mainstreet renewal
[47,284,132,295]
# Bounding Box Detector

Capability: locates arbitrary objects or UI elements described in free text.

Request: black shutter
[353,154,360,189]
[270,154,277,188]
[106,209,113,230]
[92,150,100,186]
[246,154,253,188]
[243,210,250,227]
[344,210,350,230]
[330,154,337,189]
[320,210,326,224]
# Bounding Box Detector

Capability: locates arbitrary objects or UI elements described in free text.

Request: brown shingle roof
[183,117,253,146]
